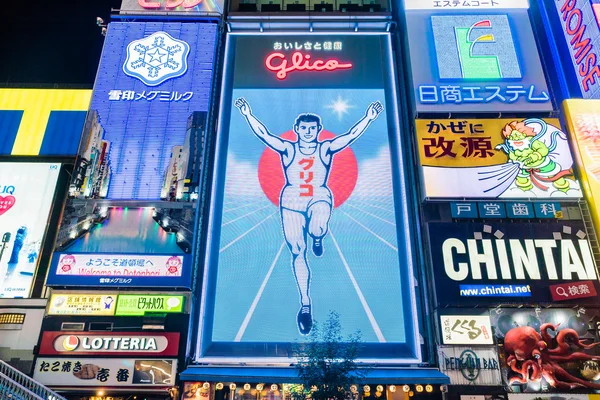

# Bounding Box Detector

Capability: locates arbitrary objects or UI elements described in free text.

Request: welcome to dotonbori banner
[428,221,600,305]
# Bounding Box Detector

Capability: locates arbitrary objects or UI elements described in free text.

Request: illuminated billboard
[0,89,91,156]
[120,0,224,16]
[196,33,420,363]
[46,22,217,289]
[0,163,60,298]
[539,0,600,99]
[416,118,582,199]
[563,100,600,234]
[492,308,600,392]
[404,0,529,9]
[406,9,552,113]
[428,221,600,306]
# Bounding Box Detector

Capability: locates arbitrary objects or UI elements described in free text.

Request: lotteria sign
[428,222,600,305]
[39,332,179,356]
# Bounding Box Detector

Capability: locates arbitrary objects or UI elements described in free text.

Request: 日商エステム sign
[406,9,551,113]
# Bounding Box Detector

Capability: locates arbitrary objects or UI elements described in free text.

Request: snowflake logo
[123,31,190,86]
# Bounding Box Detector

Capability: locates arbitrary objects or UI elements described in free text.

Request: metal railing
[0,372,45,400]
[0,360,66,400]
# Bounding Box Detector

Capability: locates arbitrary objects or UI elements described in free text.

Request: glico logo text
[431,15,521,80]
[265,52,353,80]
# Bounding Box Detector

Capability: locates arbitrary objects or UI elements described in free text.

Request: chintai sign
[428,221,600,305]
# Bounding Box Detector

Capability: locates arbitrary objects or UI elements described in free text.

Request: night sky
[0,0,121,87]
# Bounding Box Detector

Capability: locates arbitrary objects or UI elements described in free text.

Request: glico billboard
[405,7,552,113]
[196,33,421,363]
[428,221,600,306]
[46,22,218,289]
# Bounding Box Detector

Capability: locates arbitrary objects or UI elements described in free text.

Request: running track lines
[330,230,386,343]
[344,204,396,226]
[223,205,272,226]
[360,203,395,213]
[219,212,277,253]
[338,210,398,251]
[234,241,287,342]
[223,203,255,213]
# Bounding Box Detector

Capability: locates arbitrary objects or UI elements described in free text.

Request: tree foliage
[292,311,366,400]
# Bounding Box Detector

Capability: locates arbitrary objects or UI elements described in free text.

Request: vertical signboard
[415,118,581,198]
[0,89,91,156]
[46,22,217,288]
[405,7,552,113]
[539,0,600,99]
[564,99,600,235]
[0,163,60,298]
[197,33,420,363]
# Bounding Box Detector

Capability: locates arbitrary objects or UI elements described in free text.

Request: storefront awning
[180,366,450,384]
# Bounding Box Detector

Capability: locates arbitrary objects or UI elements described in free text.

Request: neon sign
[265,52,353,80]
[138,0,203,9]
[556,0,600,95]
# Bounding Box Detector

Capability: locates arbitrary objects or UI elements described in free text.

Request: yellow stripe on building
[0,89,92,155]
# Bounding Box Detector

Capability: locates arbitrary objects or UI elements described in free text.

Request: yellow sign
[48,293,117,316]
[563,100,600,232]
[0,89,91,155]
[415,118,581,199]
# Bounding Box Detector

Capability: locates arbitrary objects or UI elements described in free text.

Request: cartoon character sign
[492,308,600,392]
[417,118,582,199]
[235,97,384,334]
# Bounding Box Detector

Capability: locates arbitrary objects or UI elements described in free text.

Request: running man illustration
[235,97,384,335]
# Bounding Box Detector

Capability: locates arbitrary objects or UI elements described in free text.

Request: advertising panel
[39,331,179,356]
[440,315,493,345]
[0,89,91,156]
[404,0,529,9]
[438,345,501,385]
[540,0,600,99]
[47,22,217,289]
[416,119,581,199]
[33,358,177,387]
[405,9,551,113]
[197,33,420,363]
[564,100,600,235]
[0,163,60,298]
[115,294,185,316]
[492,308,600,392]
[428,221,600,306]
[48,292,117,316]
[120,0,224,16]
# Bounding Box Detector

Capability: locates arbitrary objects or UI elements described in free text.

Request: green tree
[292,311,366,400]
